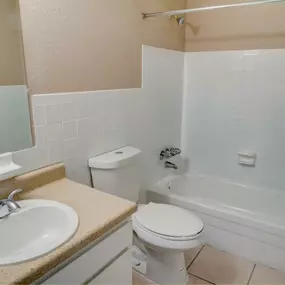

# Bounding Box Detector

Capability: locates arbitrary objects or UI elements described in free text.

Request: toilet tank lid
[89,146,141,169]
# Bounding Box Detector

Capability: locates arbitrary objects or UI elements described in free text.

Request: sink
[0,199,79,265]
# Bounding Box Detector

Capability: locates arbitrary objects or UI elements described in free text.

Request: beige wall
[19,0,185,95]
[185,0,285,51]
[13,1,285,92]
[0,0,25,85]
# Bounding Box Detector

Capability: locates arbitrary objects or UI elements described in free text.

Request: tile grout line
[189,273,216,285]
[187,245,205,269]
[247,264,256,285]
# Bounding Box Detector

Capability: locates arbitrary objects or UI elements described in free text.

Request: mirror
[0,0,33,154]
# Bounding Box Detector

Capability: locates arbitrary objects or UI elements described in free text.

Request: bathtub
[147,174,285,272]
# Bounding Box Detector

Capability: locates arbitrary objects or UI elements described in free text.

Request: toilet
[88,146,204,285]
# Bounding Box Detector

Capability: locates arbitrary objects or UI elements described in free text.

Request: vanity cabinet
[38,221,133,285]
[88,250,132,285]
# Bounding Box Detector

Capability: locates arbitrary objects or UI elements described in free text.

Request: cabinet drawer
[42,222,132,284]
[88,249,132,285]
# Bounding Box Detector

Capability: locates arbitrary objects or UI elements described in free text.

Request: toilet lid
[134,203,203,238]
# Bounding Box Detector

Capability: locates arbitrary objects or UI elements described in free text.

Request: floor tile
[185,245,203,267]
[188,274,214,284]
[249,264,285,285]
[188,245,254,285]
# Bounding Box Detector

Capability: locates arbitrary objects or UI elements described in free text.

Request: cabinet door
[88,249,132,285]
[40,222,132,285]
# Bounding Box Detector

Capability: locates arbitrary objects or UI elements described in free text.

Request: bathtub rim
[149,174,285,240]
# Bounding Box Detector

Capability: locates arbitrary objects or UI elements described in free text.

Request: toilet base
[145,248,189,285]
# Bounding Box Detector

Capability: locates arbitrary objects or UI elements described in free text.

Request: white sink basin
[0,199,79,266]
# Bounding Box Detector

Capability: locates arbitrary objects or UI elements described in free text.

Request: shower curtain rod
[142,0,285,19]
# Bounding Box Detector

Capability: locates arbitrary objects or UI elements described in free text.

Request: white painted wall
[182,50,285,192]
[12,46,184,191]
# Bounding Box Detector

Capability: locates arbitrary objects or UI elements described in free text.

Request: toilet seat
[133,218,202,241]
[134,203,203,239]
[133,203,203,250]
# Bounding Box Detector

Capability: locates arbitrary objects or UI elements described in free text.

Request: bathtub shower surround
[183,49,285,192]
[12,46,184,188]
[168,49,285,271]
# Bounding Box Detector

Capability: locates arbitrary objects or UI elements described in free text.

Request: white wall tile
[76,98,90,119]
[48,141,63,164]
[62,102,77,121]
[34,125,47,148]
[102,129,126,152]
[64,157,92,186]
[78,118,97,138]
[63,138,79,160]
[63,121,78,140]
[33,105,46,126]
[182,49,285,192]
[46,123,62,142]
[46,104,62,123]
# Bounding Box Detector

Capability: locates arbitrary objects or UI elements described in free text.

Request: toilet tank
[88,146,141,202]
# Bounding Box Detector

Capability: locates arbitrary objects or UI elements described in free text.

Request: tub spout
[165,161,178,170]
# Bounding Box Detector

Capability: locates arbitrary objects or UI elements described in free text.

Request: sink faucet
[165,161,178,170]
[0,189,22,219]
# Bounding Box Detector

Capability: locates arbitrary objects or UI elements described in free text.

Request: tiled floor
[133,245,285,285]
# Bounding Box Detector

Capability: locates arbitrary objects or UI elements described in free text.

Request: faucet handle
[170,148,181,156]
[164,149,172,158]
[8,189,23,202]
[160,148,172,160]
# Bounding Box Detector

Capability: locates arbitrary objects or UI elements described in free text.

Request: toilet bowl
[88,147,203,285]
[132,203,203,285]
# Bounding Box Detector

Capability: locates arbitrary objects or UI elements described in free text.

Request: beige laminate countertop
[0,178,137,285]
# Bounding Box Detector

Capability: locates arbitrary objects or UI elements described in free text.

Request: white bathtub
[147,174,285,272]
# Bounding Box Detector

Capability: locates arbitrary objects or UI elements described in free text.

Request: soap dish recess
[237,152,256,167]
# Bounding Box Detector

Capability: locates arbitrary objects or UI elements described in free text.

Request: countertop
[0,177,137,284]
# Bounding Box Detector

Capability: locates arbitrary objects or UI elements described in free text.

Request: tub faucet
[165,161,178,170]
